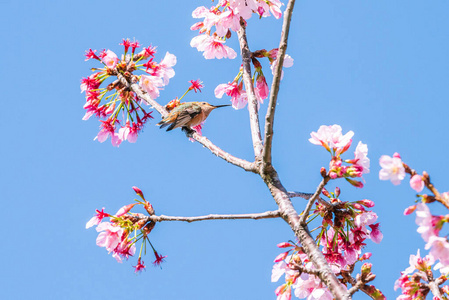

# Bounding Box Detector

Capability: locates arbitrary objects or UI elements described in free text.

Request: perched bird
[157,102,230,133]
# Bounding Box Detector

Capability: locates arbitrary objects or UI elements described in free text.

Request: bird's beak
[213,104,231,109]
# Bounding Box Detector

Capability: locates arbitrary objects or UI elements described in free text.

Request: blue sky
[1,1,448,299]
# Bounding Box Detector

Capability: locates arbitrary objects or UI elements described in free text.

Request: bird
[157,101,230,134]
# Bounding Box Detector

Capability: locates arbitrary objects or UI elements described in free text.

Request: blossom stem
[178,89,190,101]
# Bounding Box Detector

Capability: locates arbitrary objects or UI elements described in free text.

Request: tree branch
[261,167,349,300]
[237,18,264,159]
[287,191,332,209]
[299,176,330,225]
[145,210,281,223]
[116,74,257,173]
[262,0,296,166]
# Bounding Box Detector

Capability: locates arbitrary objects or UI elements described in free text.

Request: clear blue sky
[1,1,448,299]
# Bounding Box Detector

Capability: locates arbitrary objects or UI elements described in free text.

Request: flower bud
[132,186,145,199]
[361,263,372,276]
[277,242,293,248]
[403,205,417,215]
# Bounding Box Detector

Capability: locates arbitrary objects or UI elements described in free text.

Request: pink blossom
[86,208,109,229]
[215,9,241,36]
[410,175,424,193]
[368,223,383,243]
[102,50,119,69]
[379,154,405,185]
[215,81,248,109]
[139,75,164,100]
[95,119,122,147]
[274,252,289,263]
[80,74,101,93]
[115,203,137,217]
[190,34,237,59]
[404,205,417,215]
[96,222,124,252]
[153,251,167,267]
[425,236,449,265]
[134,258,146,273]
[355,211,378,228]
[112,239,136,263]
[270,54,294,79]
[353,141,370,174]
[189,79,203,93]
[309,125,354,152]
[415,203,440,242]
[156,52,177,85]
[271,261,288,282]
[84,49,99,61]
[255,74,269,104]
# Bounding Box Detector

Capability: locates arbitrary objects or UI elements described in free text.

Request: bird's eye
[202,102,207,105]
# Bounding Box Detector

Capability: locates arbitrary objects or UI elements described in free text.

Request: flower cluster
[380,154,449,298]
[190,0,283,59]
[309,125,370,188]
[394,249,449,300]
[272,188,384,300]
[81,39,177,146]
[215,48,293,109]
[86,186,165,272]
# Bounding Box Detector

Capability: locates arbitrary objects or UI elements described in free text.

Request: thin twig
[237,18,264,159]
[299,177,330,225]
[146,210,281,223]
[262,0,296,166]
[403,163,449,210]
[287,191,331,208]
[117,74,256,173]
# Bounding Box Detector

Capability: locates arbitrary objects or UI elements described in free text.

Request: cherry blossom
[190,34,237,59]
[139,75,164,100]
[309,125,354,152]
[409,174,424,193]
[379,153,406,185]
[353,141,370,174]
[255,74,269,103]
[215,81,248,109]
[86,208,109,229]
[96,222,125,253]
[101,50,119,69]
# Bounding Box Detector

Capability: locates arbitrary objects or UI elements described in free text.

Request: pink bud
[115,203,137,217]
[132,186,145,199]
[360,253,372,261]
[346,178,364,188]
[361,263,372,275]
[334,187,341,197]
[403,205,417,215]
[358,199,375,208]
[410,175,424,193]
[393,152,401,159]
[277,242,293,248]
[322,188,330,198]
[352,203,365,211]
[274,251,289,262]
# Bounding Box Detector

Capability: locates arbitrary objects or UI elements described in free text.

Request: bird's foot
[182,127,195,137]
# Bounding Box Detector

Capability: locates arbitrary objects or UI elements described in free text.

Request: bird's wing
[167,106,201,131]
